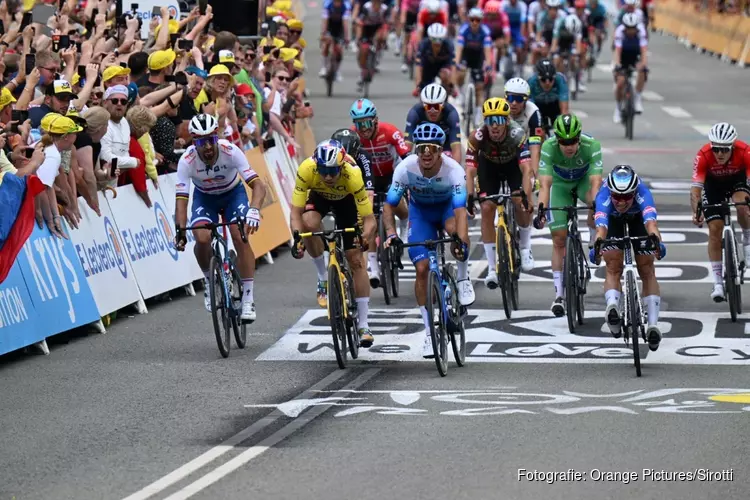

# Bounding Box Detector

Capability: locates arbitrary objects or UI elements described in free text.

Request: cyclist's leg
[730,180,750,258]
[302,193,329,305]
[576,170,598,244]
[548,181,573,306]
[477,155,502,286]
[631,217,661,348]
[408,202,442,351]
[703,178,727,299]
[508,160,534,269]
[601,214,625,335]
[224,184,257,312]
[190,190,221,311]
[443,202,475,306]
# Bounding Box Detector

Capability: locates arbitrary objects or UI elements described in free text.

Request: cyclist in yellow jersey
[290,139,378,346]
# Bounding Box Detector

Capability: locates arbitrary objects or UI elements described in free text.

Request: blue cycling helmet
[349,98,377,120]
[314,139,346,168]
[412,122,446,145]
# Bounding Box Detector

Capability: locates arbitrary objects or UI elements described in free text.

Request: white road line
[661,106,692,119]
[121,370,349,500]
[692,124,713,136]
[641,90,665,102]
[573,110,589,118]
[596,63,613,73]
[163,369,381,500]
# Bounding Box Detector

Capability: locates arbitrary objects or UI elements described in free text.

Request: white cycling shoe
[521,248,534,271]
[605,302,621,338]
[203,290,211,312]
[422,335,434,359]
[484,270,499,289]
[241,300,256,322]
[711,284,725,303]
[457,279,476,306]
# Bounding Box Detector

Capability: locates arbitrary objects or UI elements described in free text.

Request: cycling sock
[202,270,210,282]
[605,289,621,306]
[457,260,469,281]
[644,295,660,327]
[242,278,254,303]
[356,297,370,329]
[553,271,564,298]
[519,225,532,249]
[711,261,723,285]
[367,252,379,273]
[743,229,750,245]
[312,254,327,282]
[483,243,497,271]
[419,305,431,334]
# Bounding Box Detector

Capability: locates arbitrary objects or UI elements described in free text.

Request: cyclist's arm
[537,145,554,210]
[390,127,412,158]
[518,139,533,197]
[593,184,611,240]
[690,151,707,214]
[384,163,408,236]
[464,134,478,197]
[550,19,561,53]
[638,24,648,67]
[174,157,191,231]
[636,183,659,238]
[404,105,420,147]
[527,107,544,176]
[290,165,313,232]
[446,106,462,162]
[321,8,330,37]
[454,30,465,66]
[586,142,604,203]
[482,25,493,68]
[450,163,469,240]
[231,145,265,209]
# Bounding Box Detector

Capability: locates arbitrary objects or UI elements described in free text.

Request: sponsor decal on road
[256,309,750,365]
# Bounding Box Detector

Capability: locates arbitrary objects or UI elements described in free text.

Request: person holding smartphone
[100,85,141,188]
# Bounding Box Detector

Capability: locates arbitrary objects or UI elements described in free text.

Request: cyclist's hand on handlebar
[692,209,704,227]
[384,233,401,249]
[245,207,261,234]
[174,229,187,252]
[450,233,469,262]
[291,230,305,259]
[533,203,546,229]
[467,193,477,217]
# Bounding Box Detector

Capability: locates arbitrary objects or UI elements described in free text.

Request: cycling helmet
[412,122,446,145]
[564,15,582,34]
[608,165,640,196]
[425,0,441,13]
[468,7,483,19]
[553,113,582,139]
[349,98,377,120]
[427,23,447,39]
[484,1,502,14]
[535,58,557,79]
[188,114,218,136]
[574,0,586,7]
[546,0,563,8]
[331,128,361,159]
[314,139,346,168]
[504,77,531,97]
[708,122,738,146]
[621,12,639,28]
[482,97,511,117]
[421,83,447,105]
[624,0,638,6]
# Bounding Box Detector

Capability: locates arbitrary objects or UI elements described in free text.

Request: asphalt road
[2,5,750,500]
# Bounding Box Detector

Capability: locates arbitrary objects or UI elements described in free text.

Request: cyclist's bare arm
[290,205,306,233]
[537,174,553,213]
[383,201,398,236]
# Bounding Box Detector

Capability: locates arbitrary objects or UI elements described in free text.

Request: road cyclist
[405,83,463,161]
[319,0,353,81]
[504,77,544,183]
[528,58,570,136]
[612,12,649,123]
[453,7,494,127]
[173,114,267,323]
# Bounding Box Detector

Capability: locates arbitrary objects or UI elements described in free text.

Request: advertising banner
[0,262,40,355]
[263,144,294,222]
[156,174,204,281]
[244,148,291,256]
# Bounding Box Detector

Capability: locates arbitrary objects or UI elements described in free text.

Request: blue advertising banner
[16,224,100,336]
[0,261,40,355]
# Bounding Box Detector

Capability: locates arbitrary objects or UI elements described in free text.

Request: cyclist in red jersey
[350,98,412,286]
[690,122,750,302]
[416,0,449,44]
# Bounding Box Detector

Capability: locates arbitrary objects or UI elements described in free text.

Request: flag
[0,173,45,284]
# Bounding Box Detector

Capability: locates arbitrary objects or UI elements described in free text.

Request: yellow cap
[279,47,299,62]
[0,87,16,110]
[292,59,304,71]
[148,49,176,71]
[265,6,279,16]
[297,37,307,49]
[287,19,303,31]
[154,19,180,36]
[102,65,132,82]
[208,64,233,82]
[218,50,236,65]
[274,0,293,11]
[41,113,84,135]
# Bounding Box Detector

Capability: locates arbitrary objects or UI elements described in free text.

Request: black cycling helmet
[331,128,361,159]
[535,58,556,80]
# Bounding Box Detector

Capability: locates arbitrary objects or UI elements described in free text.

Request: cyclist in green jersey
[534,114,603,316]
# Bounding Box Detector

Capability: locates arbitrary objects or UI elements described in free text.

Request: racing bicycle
[297,227,361,369]
[461,70,476,136]
[619,66,637,141]
[696,197,750,322]
[476,188,529,319]
[182,219,248,358]
[397,234,467,377]
[374,193,400,304]
[323,36,344,97]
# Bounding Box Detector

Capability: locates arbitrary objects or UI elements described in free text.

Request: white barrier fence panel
[69,191,143,316]
[263,143,294,222]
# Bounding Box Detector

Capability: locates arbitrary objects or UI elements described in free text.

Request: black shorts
[372,176,409,204]
[477,155,522,196]
[490,27,505,41]
[305,192,360,250]
[405,11,418,31]
[702,174,750,223]
[601,214,654,256]
[419,62,450,88]
[536,101,561,127]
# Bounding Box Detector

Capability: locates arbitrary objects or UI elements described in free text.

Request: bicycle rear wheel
[445,264,466,367]
[327,265,348,369]
[497,226,512,319]
[229,251,247,349]
[564,237,579,333]
[209,256,231,358]
[507,204,521,311]
[390,245,401,297]
[426,270,448,376]
[725,236,739,322]
[626,272,642,377]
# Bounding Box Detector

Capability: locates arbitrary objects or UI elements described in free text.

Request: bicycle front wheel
[445,264,466,367]
[497,226,512,319]
[209,256,231,358]
[575,238,587,325]
[426,270,448,377]
[378,216,391,305]
[725,236,739,322]
[626,272,642,377]
[229,251,247,349]
[327,264,348,369]
[564,237,579,333]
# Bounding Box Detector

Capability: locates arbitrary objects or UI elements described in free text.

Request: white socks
[711,261,722,285]
[553,271,564,298]
[242,278,254,303]
[367,252,379,274]
[483,243,496,272]
[643,295,660,327]
[419,305,430,335]
[605,289,621,306]
[519,225,532,250]
[312,254,327,281]
[356,297,370,328]
[457,260,469,281]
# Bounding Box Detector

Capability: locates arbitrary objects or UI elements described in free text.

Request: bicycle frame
[478,190,529,278]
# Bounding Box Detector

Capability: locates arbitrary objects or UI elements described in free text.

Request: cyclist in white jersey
[504,77,543,191]
[174,114,267,322]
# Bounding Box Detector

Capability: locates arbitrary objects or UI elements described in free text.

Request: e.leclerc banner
[0,261,41,355]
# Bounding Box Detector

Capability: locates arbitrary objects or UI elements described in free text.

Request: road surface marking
[661,106,692,119]
[121,370,349,500]
[596,63,613,73]
[641,90,664,102]
[163,369,381,500]
[573,110,589,118]
[692,124,712,136]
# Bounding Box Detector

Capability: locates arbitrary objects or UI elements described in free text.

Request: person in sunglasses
[383,122,474,358]
[590,164,665,351]
[413,23,455,97]
[505,77,544,184]
[404,83,462,161]
[454,8,493,128]
[173,114,267,324]
[289,140,377,347]
[612,12,648,122]
[466,97,535,284]
[533,113,603,318]
[528,58,569,136]
[690,123,750,303]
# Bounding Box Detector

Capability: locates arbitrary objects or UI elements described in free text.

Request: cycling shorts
[305,192,361,250]
[601,214,656,256]
[546,176,593,232]
[191,183,249,226]
[702,174,750,223]
[407,200,455,263]
[477,156,523,196]
[405,11,418,30]
[419,61,451,88]
[510,28,526,48]
[461,48,484,70]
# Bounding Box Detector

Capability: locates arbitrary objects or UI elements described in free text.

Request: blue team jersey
[386,154,467,209]
[457,23,492,51]
[322,0,352,20]
[594,181,658,228]
[528,73,569,104]
[404,103,462,149]
[417,39,455,67]
[503,0,528,30]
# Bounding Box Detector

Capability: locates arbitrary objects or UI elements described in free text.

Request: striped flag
[0,173,45,283]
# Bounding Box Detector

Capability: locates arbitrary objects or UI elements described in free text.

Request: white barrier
[263,139,295,222]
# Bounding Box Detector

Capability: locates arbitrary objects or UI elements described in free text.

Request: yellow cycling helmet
[482,97,510,118]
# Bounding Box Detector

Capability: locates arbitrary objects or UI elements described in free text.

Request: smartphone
[131,3,139,11]
[260,23,269,37]
[264,71,271,83]
[24,54,35,75]
[92,8,99,19]
[170,33,179,46]
[263,138,276,150]
[0,20,5,36]
[174,71,188,86]
[75,41,82,53]
[151,6,160,17]
[110,158,118,177]
[78,64,86,81]
[119,61,128,68]
[178,39,193,50]
[262,45,271,55]
[24,148,34,159]
[21,12,33,29]
[199,0,207,15]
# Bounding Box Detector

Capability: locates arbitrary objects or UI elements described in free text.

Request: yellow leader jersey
[292,158,373,217]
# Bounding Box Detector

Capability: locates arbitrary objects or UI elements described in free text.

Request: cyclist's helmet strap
[553,114,582,139]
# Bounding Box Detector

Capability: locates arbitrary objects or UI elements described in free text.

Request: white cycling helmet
[468,7,483,19]
[624,0,638,6]
[621,12,639,27]
[546,0,563,8]
[425,0,441,13]
[564,15,582,34]
[421,83,448,105]
[427,23,448,40]
[608,164,640,196]
[189,114,218,136]
[504,77,531,97]
[708,122,738,146]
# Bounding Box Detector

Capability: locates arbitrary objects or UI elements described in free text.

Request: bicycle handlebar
[296,227,360,240]
[180,219,248,244]
[398,235,459,250]
[477,191,529,211]
[695,196,750,218]
[540,202,595,214]
[598,235,657,249]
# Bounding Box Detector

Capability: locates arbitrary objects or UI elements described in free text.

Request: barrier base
[184,283,196,297]
[28,340,50,355]
[92,319,106,334]
[264,253,274,264]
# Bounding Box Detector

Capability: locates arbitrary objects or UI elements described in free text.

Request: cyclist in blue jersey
[591,165,665,351]
[454,8,494,126]
[528,58,569,134]
[414,23,456,95]
[503,0,529,76]
[320,0,353,79]
[587,0,608,54]
[383,123,474,357]
[405,83,463,161]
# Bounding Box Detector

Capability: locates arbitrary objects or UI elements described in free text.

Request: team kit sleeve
[587,139,604,175]
[175,154,192,199]
[292,160,314,208]
[386,162,409,206]
[404,105,421,141]
[594,185,612,227]
[636,183,658,222]
[482,25,493,47]
[527,108,544,145]
[390,127,413,158]
[691,150,708,187]
[347,164,375,217]
[446,106,462,146]
[538,141,554,176]
[613,25,624,48]
[449,163,468,209]
[357,151,375,190]
[556,74,570,102]
[464,132,479,170]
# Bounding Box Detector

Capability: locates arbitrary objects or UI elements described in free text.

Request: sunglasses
[354,119,374,130]
[611,193,634,203]
[415,143,442,155]
[290,30,302,35]
[423,103,442,112]
[505,93,526,103]
[429,37,443,43]
[109,98,128,105]
[276,75,291,82]
[317,165,341,177]
[557,136,580,146]
[484,115,507,126]
[712,146,732,154]
[470,18,481,23]
[194,135,218,147]
[540,77,554,83]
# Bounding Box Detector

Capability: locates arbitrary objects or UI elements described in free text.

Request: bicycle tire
[445,264,466,367]
[626,271,642,377]
[343,266,360,359]
[625,87,635,140]
[327,264,348,369]
[497,226,512,319]
[507,202,521,311]
[426,270,448,376]
[564,236,578,333]
[725,235,739,322]
[390,245,401,297]
[229,251,247,349]
[575,237,587,325]
[209,256,231,358]
[464,82,475,135]
[377,216,391,305]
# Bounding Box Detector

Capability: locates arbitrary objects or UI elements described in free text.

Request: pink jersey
[485,11,511,37]
[401,0,421,13]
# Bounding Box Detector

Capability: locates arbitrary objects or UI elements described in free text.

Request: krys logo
[155,202,179,261]
[73,217,128,279]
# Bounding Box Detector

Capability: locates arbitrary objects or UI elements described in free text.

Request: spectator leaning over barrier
[264,67,300,149]
[127,104,159,189]
[74,106,111,214]
[148,83,187,172]
[122,104,154,208]
[101,85,140,186]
